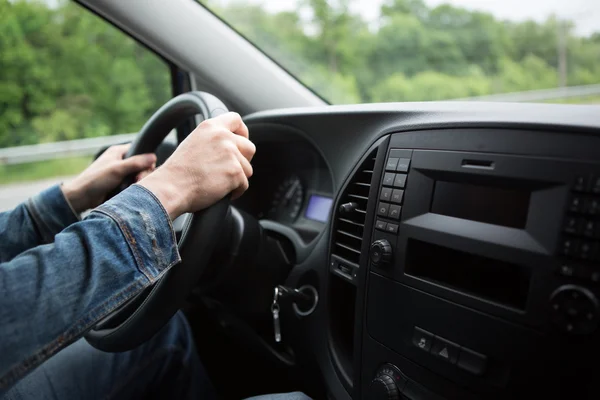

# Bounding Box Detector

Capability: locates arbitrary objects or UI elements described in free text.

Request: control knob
[370,239,392,267]
[549,284,600,334]
[369,364,404,400]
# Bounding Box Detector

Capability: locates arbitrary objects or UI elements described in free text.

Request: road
[0,177,73,212]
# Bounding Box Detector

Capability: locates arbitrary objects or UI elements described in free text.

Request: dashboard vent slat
[330,148,378,265]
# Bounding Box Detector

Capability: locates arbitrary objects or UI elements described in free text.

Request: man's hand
[139,112,255,220]
[62,144,157,213]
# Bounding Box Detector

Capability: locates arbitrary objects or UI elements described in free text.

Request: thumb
[118,153,157,176]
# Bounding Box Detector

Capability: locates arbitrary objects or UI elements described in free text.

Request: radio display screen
[431,181,531,229]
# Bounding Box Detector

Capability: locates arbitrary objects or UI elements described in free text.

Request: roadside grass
[546,95,600,105]
[0,157,91,185]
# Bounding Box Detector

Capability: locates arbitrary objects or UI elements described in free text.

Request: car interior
[27,0,600,399]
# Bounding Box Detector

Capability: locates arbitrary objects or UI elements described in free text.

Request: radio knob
[549,285,600,334]
[370,239,393,266]
[369,374,400,400]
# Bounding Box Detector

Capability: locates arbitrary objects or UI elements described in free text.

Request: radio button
[388,205,402,220]
[383,173,395,186]
[574,175,591,192]
[391,189,404,204]
[375,220,387,231]
[457,347,487,376]
[564,217,583,235]
[578,241,595,260]
[582,220,597,238]
[568,196,584,213]
[393,174,407,188]
[386,223,399,234]
[412,327,433,352]
[380,187,392,202]
[431,336,459,364]
[560,238,580,257]
[386,158,399,171]
[558,264,575,277]
[584,198,600,215]
[396,158,411,173]
[377,202,390,217]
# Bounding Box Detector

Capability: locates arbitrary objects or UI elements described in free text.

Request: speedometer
[268,175,305,223]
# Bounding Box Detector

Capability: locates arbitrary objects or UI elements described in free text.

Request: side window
[0,1,171,185]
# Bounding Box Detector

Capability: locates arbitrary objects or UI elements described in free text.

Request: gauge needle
[283,180,300,205]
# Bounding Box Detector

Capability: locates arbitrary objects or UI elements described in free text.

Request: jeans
[2,312,310,400]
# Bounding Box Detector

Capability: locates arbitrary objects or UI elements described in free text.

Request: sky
[224,0,600,36]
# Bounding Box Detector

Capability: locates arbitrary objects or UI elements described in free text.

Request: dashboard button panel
[373,149,412,242]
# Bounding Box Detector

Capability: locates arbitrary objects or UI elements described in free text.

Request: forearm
[0,185,180,391]
[0,185,79,263]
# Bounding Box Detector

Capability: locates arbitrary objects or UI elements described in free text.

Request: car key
[271,286,282,343]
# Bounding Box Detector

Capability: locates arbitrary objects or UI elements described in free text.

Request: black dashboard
[232,130,333,243]
[241,102,600,400]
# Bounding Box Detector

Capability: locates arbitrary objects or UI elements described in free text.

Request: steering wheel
[85,91,230,352]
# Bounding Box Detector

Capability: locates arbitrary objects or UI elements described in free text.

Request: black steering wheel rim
[85,91,230,352]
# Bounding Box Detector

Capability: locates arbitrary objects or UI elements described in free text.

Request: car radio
[362,130,600,399]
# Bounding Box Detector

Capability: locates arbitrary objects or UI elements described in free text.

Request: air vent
[331,149,378,268]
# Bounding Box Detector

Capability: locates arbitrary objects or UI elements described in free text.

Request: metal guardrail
[1,84,599,165]
[454,84,600,103]
[0,133,137,165]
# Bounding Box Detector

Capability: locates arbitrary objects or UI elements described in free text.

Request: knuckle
[199,119,214,129]
[247,140,256,156]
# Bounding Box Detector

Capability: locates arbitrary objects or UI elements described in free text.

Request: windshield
[200,0,600,105]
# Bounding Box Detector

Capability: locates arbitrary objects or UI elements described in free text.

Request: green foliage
[202,0,600,105]
[1,0,599,154]
[0,0,170,148]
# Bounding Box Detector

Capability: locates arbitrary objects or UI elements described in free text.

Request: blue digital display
[305,195,333,223]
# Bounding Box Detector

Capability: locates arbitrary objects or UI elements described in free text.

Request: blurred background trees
[1,0,599,148]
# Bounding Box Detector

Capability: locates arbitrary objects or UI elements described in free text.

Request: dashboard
[233,126,334,242]
[242,102,600,400]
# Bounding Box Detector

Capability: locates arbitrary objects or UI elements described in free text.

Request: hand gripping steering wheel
[85,92,230,352]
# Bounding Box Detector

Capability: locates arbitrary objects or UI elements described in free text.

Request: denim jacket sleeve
[0,184,181,391]
[0,185,80,263]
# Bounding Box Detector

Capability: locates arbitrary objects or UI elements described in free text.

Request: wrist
[138,170,187,220]
[61,181,88,214]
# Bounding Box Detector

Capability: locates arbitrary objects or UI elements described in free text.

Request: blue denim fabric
[0,184,311,400]
[0,185,79,263]
[0,184,180,392]
[2,312,216,400]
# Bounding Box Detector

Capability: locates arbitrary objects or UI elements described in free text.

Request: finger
[234,150,253,178]
[231,174,249,200]
[118,153,157,176]
[212,112,249,139]
[135,165,156,182]
[109,143,132,158]
[233,135,256,162]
